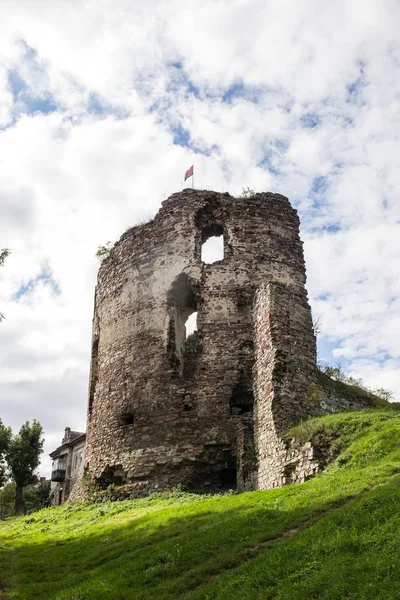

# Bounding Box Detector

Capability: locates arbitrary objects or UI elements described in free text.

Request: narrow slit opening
[119,413,134,426]
[185,311,198,338]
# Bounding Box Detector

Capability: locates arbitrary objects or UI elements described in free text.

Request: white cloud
[0,0,399,475]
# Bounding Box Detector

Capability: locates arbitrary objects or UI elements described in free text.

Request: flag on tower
[184,165,194,181]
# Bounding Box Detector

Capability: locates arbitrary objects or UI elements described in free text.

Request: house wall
[50,439,86,505]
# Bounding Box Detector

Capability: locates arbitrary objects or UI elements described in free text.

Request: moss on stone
[305,383,324,407]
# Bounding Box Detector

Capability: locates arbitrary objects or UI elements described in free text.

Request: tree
[312,315,322,337]
[0,249,9,267]
[5,420,44,516]
[373,388,394,402]
[241,186,255,198]
[0,419,11,488]
[96,241,112,262]
[0,248,10,322]
[0,483,15,519]
[0,480,51,519]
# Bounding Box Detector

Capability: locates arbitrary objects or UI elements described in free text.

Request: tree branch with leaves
[5,420,44,516]
[0,419,12,489]
[0,248,10,322]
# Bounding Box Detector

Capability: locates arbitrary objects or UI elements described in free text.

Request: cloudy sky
[1,0,399,476]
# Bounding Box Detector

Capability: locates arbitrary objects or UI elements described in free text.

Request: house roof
[49,432,86,459]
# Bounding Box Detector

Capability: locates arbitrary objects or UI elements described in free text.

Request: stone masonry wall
[253,282,317,489]
[84,188,380,496]
[85,189,310,493]
[252,282,381,491]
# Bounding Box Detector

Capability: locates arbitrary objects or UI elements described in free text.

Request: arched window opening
[201,224,224,264]
[201,235,224,263]
[167,273,201,376]
[218,467,237,489]
[230,390,254,415]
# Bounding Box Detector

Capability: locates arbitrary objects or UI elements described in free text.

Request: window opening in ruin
[167,273,201,376]
[201,235,224,264]
[88,337,99,417]
[98,465,127,488]
[230,391,254,415]
[218,468,237,488]
[119,413,134,426]
[185,311,198,338]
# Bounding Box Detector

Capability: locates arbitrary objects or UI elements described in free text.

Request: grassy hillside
[1,410,400,599]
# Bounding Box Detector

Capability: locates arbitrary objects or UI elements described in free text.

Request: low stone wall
[68,478,87,502]
[313,370,385,412]
[68,476,158,503]
[253,281,317,490]
[281,441,320,485]
[88,481,155,502]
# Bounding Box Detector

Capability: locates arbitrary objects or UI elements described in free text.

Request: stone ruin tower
[85,189,318,493]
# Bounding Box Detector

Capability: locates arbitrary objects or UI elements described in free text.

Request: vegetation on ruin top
[1,409,400,599]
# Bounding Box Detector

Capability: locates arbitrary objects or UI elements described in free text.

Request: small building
[49,427,86,505]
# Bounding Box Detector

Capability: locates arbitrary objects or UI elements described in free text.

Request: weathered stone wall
[236,417,257,491]
[282,441,320,485]
[251,281,384,490]
[312,370,383,412]
[85,189,312,493]
[84,188,384,496]
[253,282,317,489]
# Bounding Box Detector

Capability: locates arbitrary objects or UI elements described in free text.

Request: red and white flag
[184,165,194,181]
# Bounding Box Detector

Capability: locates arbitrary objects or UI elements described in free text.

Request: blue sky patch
[87,93,128,119]
[311,175,328,195]
[346,62,367,105]
[273,138,289,152]
[317,336,350,369]
[257,154,279,176]
[307,221,342,235]
[14,268,61,301]
[300,112,320,128]
[8,70,26,99]
[166,61,201,99]
[88,93,109,116]
[324,223,341,234]
[8,68,57,117]
[221,81,261,104]
[308,175,330,213]
[171,123,191,148]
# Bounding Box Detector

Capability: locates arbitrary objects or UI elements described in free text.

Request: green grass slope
[1,410,400,600]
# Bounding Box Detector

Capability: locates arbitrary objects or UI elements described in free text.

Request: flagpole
[192,167,194,189]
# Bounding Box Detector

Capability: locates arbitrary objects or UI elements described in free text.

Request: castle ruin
[84,189,375,496]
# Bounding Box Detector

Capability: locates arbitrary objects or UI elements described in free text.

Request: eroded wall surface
[85,189,313,493]
[253,282,317,489]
